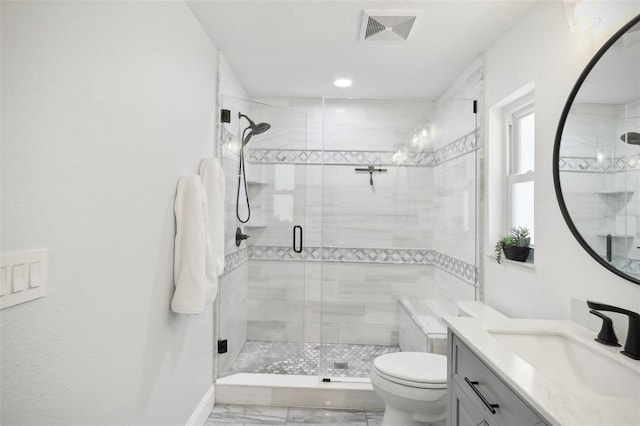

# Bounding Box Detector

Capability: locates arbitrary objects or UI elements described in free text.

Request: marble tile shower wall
[219,96,252,255]
[430,94,480,307]
[559,102,640,275]
[221,142,242,252]
[217,253,249,376]
[217,95,252,377]
[216,97,308,373]
[232,99,441,347]
[217,96,481,354]
[247,260,432,346]
[433,153,477,266]
[243,98,436,249]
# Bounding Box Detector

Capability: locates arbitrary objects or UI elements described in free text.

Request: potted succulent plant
[494,226,531,264]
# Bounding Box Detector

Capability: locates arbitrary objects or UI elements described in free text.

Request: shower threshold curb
[215,373,384,410]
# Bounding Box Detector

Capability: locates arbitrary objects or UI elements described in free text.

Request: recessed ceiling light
[334,78,352,88]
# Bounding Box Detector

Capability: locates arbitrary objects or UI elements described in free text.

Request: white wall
[483,2,640,322]
[1,2,218,424]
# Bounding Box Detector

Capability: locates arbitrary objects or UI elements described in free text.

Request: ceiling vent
[360,10,423,42]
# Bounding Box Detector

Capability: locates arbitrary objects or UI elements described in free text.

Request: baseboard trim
[187,384,215,426]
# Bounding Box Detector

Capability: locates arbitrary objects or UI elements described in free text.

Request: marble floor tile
[206,405,384,426]
[206,405,288,424]
[365,411,384,426]
[204,423,280,426]
[286,408,367,425]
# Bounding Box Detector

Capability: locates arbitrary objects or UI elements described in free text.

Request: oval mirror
[554,14,640,285]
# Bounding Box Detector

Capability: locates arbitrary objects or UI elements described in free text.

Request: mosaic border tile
[432,251,478,285]
[247,246,433,264]
[433,129,479,165]
[246,245,477,286]
[242,128,479,167]
[223,247,249,275]
[559,155,640,173]
[247,245,322,261]
[244,148,434,167]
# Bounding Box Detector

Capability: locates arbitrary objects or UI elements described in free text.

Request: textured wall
[1,2,217,424]
[483,1,640,325]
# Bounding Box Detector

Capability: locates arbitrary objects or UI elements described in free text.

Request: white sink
[488,330,640,397]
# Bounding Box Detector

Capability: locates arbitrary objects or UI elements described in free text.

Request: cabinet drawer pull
[464,377,499,414]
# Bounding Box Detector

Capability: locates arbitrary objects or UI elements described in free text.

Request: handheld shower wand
[236,113,271,223]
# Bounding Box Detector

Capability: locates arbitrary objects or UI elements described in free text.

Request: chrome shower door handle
[293,225,303,253]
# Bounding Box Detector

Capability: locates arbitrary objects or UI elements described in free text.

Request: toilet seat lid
[373,352,447,384]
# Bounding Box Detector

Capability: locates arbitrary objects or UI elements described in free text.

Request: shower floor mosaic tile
[227,341,400,377]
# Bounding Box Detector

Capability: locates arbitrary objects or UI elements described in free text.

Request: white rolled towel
[200,158,225,302]
[171,175,210,314]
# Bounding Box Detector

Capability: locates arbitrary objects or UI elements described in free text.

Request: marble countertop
[443,316,640,426]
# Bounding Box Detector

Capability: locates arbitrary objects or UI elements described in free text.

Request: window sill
[488,255,535,269]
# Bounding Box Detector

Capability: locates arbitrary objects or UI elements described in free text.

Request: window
[506,104,535,244]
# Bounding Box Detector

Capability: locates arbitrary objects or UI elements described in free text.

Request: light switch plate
[0,249,48,309]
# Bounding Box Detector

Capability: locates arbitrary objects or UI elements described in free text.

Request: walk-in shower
[216,95,479,385]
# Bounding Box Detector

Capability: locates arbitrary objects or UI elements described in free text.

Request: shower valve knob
[235,227,250,247]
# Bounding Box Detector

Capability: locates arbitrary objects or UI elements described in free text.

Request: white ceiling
[187,0,539,99]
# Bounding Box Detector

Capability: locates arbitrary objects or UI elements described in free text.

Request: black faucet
[589,310,620,347]
[235,227,250,247]
[587,300,640,360]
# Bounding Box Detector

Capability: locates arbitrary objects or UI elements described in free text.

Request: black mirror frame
[553,14,640,286]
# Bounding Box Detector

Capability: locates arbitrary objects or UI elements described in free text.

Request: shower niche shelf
[243,223,267,228]
[246,180,268,186]
[597,191,634,209]
[597,190,634,195]
[596,190,637,260]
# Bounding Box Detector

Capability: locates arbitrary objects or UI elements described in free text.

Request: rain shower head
[252,122,271,135]
[239,113,271,147]
[236,112,271,224]
[620,132,640,145]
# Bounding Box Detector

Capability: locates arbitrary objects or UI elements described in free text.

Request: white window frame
[505,99,535,244]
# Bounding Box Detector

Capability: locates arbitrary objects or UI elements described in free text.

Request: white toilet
[370,352,448,426]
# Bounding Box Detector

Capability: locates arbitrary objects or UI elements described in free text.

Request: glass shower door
[318,97,479,381]
[216,96,308,378]
[319,98,437,380]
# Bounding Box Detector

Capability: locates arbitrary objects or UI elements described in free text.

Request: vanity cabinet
[447,330,548,426]
[450,380,490,426]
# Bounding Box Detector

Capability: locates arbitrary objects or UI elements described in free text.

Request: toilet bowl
[370,352,447,426]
